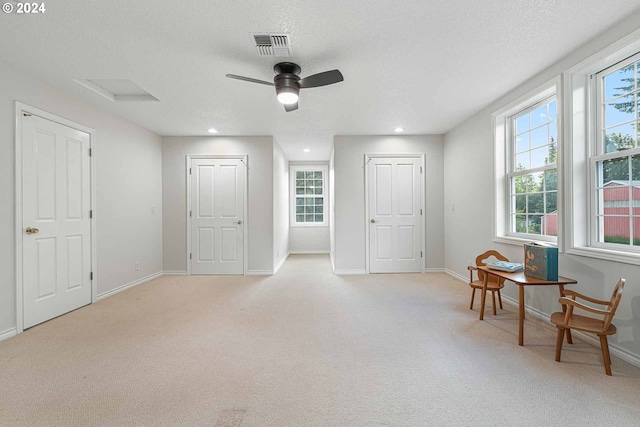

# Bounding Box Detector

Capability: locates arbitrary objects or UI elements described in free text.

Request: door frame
[364,153,426,274]
[185,154,249,275]
[14,102,97,334]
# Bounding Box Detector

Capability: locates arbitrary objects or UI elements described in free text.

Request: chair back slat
[603,278,625,330]
[476,250,509,284]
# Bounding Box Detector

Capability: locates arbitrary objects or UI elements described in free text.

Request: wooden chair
[468,250,508,316]
[550,278,625,376]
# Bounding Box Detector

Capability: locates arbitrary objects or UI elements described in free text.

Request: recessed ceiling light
[303,148,310,152]
[208,128,218,134]
[394,127,404,133]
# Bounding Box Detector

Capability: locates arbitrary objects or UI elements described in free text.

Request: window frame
[289,164,328,227]
[506,95,559,242]
[565,28,640,265]
[588,52,640,254]
[493,78,560,246]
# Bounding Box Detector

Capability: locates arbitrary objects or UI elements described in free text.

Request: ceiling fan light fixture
[226,62,343,112]
[208,128,218,134]
[394,127,404,133]
[276,88,299,105]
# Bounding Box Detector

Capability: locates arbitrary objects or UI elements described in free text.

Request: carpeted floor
[1,254,639,426]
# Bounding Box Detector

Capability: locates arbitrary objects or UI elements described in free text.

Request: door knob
[25,227,39,234]
[237,220,243,225]
[370,219,376,223]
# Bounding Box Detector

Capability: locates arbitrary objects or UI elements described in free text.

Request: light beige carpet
[1,254,639,426]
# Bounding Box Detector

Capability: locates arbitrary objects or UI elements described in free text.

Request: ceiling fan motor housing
[273,62,301,100]
[274,73,300,99]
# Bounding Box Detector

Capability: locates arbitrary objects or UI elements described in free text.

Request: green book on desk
[486,261,524,272]
[524,242,558,280]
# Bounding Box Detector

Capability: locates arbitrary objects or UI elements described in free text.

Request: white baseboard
[447,268,640,370]
[273,252,290,274]
[163,270,187,276]
[334,269,367,275]
[246,270,274,276]
[574,332,640,369]
[168,269,277,276]
[425,268,445,273]
[289,250,330,254]
[96,271,163,302]
[500,293,555,324]
[330,252,335,273]
[445,269,467,283]
[0,328,17,342]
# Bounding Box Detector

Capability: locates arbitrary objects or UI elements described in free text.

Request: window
[494,80,559,245]
[290,165,328,226]
[509,97,558,239]
[565,32,640,264]
[591,53,640,250]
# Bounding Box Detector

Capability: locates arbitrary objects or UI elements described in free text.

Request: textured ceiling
[1,0,639,160]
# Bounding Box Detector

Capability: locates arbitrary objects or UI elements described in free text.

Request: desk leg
[479,273,488,321]
[519,286,524,346]
[559,285,573,344]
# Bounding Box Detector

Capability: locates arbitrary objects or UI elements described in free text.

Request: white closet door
[22,114,92,328]
[368,157,422,273]
[191,158,245,275]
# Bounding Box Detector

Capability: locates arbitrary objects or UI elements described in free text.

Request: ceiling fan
[226,62,344,112]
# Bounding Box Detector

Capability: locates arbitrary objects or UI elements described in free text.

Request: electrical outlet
[151,206,155,214]
[135,262,139,271]
[451,203,455,212]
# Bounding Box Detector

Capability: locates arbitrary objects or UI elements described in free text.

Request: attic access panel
[74,79,159,102]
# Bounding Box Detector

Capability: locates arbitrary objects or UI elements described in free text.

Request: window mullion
[508,164,556,179]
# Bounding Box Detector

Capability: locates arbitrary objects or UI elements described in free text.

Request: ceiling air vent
[250,33,291,57]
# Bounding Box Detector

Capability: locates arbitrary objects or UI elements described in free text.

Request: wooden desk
[476,266,577,346]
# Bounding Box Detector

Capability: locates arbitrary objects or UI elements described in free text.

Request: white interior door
[22,114,92,329]
[190,158,245,275]
[368,157,423,273]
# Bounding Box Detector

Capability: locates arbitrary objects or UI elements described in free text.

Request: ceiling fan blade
[284,102,299,112]
[299,70,343,88]
[225,74,274,86]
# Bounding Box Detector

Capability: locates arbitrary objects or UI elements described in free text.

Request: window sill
[493,235,558,247]
[290,223,329,228]
[566,246,640,266]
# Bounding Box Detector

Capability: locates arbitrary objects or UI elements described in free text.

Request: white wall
[273,140,289,270]
[289,227,330,253]
[94,117,163,296]
[0,59,163,334]
[333,135,445,273]
[162,136,274,274]
[444,11,640,361]
[329,146,336,269]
